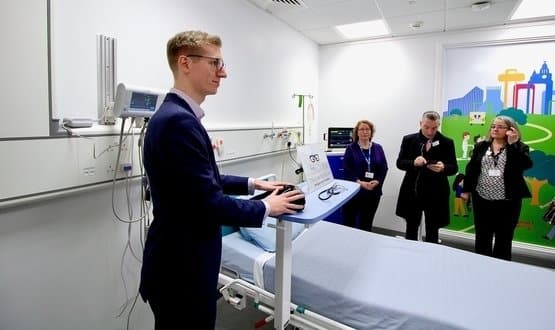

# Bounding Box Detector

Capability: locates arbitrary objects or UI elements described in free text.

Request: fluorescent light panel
[510,0,555,20]
[335,20,389,39]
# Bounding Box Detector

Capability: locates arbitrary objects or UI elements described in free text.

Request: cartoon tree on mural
[449,108,462,116]
[499,107,527,124]
[525,150,555,206]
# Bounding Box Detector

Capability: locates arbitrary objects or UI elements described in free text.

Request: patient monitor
[113,83,166,118]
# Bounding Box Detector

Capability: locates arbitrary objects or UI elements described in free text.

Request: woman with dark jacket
[342,119,388,232]
[461,115,533,260]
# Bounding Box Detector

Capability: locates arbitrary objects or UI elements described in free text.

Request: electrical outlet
[82,166,96,176]
[77,136,140,185]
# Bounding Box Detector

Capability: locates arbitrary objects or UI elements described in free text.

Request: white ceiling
[246,0,551,45]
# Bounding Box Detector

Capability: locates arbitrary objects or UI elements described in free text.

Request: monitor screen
[130,92,158,112]
[327,127,353,149]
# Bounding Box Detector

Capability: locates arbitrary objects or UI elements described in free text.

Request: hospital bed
[220,218,555,330]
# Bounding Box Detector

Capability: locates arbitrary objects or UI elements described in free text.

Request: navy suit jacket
[139,93,265,315]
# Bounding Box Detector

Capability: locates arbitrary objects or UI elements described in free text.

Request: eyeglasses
[186,54,225,71]
[318,184,346,201]
[490,125,508,130]
[358,128,371,131]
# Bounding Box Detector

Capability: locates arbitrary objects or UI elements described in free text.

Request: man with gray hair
[395,111,458,243]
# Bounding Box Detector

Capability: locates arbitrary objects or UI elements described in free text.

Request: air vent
[271,0,307,8]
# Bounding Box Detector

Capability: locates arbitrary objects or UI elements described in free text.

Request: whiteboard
[0,0,49,138]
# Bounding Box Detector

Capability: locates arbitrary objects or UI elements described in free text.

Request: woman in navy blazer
[139,30,304,329]
[342,120,388,232]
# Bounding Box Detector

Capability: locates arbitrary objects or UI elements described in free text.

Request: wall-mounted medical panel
[0,126,302,203]
[0,139,80,201]
[0,135,141,203]
[208,126,303,163]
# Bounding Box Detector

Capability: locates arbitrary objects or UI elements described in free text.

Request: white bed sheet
[220,231,270,285]
[221,221,555,330]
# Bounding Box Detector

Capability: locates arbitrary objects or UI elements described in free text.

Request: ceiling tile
[246,0,540,45]
[274,0,382,30]
[386,10,446,36]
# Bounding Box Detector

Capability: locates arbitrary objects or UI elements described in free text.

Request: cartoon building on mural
[444,61,553,117]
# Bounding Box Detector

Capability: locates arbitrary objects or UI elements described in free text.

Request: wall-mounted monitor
[327,127,353,149]
[114,83,166,118]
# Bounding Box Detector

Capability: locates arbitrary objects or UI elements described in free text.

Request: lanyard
[490,146,504,167]
[359,144,371,170]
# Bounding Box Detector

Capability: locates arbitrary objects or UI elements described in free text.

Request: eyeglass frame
[186,54,225,71]
[317,184,346,201]
[490,124,508,130]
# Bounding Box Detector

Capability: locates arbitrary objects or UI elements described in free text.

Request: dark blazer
[342,141,388,197]
[395,131,458,227]
[462,140,532,199]
[139,93,266,320]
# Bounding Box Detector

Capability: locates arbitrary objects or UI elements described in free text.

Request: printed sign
[296,143,334,192]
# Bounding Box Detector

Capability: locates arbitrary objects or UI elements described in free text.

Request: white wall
[50,0,319,132]
[318,22,555,233]
[0,183,154,330]
[0,0,319,200]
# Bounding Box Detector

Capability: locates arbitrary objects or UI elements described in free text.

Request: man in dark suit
[139,30,304,329]
[395,111,458,243]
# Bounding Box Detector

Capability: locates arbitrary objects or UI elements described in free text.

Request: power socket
[120,162,132,173]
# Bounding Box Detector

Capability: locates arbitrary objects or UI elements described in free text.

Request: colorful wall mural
[441,41,555,249]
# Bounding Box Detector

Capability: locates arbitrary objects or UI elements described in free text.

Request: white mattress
[221,221,555,330]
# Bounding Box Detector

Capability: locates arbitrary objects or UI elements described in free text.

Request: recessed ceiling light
[335,20,390,39]
[510,0,555,20]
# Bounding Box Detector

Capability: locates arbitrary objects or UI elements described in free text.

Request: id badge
[488,169,501,177]
[365,171,374,179]
[432,140,440,147]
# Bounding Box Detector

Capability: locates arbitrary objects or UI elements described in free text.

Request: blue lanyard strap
[359,144,371,170]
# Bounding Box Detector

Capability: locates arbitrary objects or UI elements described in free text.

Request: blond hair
[166,30,222,74]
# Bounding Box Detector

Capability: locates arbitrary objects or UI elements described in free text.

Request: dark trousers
[472,194,521,261]
[403,194,442,243]
[405,213,439,243]
[146,286,217,330]
[342,194,380,232]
